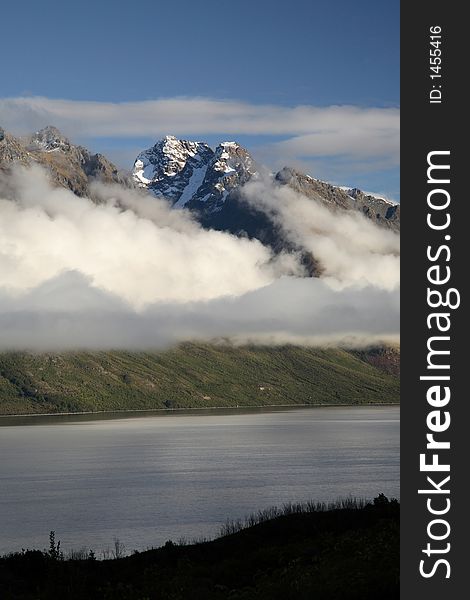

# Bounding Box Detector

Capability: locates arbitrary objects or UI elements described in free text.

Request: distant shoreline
[0,402,400,421]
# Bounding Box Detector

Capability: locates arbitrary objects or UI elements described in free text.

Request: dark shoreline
[0,402,400,424]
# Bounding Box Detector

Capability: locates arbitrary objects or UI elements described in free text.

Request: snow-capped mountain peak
[212,141,254,175]
[132,136,258,212]
[133,136,213,188]
[159,135,205,175]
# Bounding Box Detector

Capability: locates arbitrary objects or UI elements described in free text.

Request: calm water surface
[0,406,399,554]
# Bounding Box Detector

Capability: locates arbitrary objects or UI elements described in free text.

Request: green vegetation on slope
[0,344,399,415]
[0,497,399,600]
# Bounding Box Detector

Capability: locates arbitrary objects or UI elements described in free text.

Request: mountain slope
[0,126,130,196]
[0,129,31,167]
[276,167,400,232]
[0,344,399,415]
[1,127,400,233]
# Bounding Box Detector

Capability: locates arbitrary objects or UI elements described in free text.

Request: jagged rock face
[0,126,130,196]
[347,187,400,230]
[0,132,31,167]
[29,125,72,153]
[276,167,354,210]
[133,136,258,213]
[276,167,400,232]
[189,142,257,213]
[133,137,399,232]
[133,136,214,204]
[28,128,90,196]
[82,152,123,183]
[29,126,130,194]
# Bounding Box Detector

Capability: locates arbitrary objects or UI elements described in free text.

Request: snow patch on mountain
[133,159,153,185]
[174,164,209,208]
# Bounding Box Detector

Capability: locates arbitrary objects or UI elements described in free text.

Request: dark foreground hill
[0,497,399,600]
[0,344,399,415]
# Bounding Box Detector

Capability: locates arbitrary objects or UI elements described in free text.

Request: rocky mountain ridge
[132,135,400,233]
[275,167,400,230]
[0,126,400,264]
[1,125,399,230]
[0,125,130,196]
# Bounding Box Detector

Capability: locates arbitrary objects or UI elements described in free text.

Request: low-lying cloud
[0,273,399,350]
[0,166,299,308]
[241,179,400,291]
[0,166,399,350]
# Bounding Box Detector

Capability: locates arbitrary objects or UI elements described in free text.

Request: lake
[0,406,399,555]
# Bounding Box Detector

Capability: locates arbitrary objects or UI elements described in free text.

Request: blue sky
[0,0,399,198]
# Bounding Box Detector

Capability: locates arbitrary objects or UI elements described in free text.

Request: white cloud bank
[241,180,400,291]
[0,166,299,308]
[0,96,399,168]
[0,166,399,350]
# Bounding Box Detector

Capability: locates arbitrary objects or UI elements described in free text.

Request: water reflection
[0,406,399,555]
